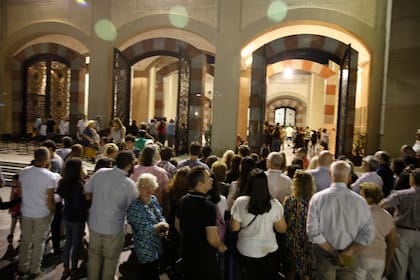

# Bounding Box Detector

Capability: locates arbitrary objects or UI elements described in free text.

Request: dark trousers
[139,260,160,280]
[238,251,279,280]
[63,221,84,270]
[51,202,62,253]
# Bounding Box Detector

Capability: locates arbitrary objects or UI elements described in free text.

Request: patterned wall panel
[12,43,86,136]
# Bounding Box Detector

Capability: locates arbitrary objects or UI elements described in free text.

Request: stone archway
[249,34,357,156]
[114,38,214,145]
[267,59,338,125]
[266,97,306,128]
[12,43,86,136]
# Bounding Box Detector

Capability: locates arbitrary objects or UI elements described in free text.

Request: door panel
[112,49,131,126]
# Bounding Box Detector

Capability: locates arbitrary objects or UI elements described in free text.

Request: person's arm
[306,196,329,247]
[383,227,397,277]
[230,218,241,232]
[0,197,21,210]
[206,226,227,253]
[175,217,181,234]
[341,242,366,257]
[121,127,126,141]
[274,216,287,233]
[47,188,55,214]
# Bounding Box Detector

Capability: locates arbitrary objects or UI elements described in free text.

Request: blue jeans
[63,221,85,270]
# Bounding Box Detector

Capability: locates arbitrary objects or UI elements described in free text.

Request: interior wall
[309,74,325,130]
[132,71,149,125]
[163,73,178,121]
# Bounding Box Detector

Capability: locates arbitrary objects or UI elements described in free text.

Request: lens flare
[94,19,117,42]
[169,6,189,28]
[267,1,288,23]
[75,0,88,7]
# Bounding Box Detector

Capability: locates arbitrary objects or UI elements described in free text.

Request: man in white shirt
[265,152,292,204]
[18,147,60,278]
[307,151,333,192]
[307,161,375,279]
[76,114,87,141]
[86,151,138,279]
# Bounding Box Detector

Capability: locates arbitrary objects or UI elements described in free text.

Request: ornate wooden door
[24,57,70,134]
[176,47,191,153]
[112,49,131,126]
[336,44,358,157]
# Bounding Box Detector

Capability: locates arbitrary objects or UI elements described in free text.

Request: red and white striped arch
[266,59,338,125]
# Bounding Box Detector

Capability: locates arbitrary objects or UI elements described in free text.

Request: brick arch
[249,34,357,156]
[266,97,306,128]
[120,38,213,144]
[267,59,338,124]
[12,43,86,136]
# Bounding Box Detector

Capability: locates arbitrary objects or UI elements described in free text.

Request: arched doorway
[247,34,358,157]
[12,43,86,137]
[23,55,71,135]
[113,38,214,151]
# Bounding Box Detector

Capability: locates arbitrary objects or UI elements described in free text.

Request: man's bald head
[318,151,333,167]
[330,160,351,183]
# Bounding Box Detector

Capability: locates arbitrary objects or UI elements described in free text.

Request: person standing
[108,117,126,148]
[166,119,176,148]
[381,168,420,280]
[375,151,394,197]
[283,170,315,280]
[355,182,396,280]
[85,151,138,279]
[127,173,169,280]
[175,166,227,280]
[306,161,375,280]
[265,152,292,204]
[351,155,383,193]
[18,147,60,278]
[307,151,333,192]
[56,158,89,279]
[230,168,287,280]
[177,142,209,170]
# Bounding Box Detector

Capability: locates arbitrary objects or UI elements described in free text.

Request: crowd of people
[0,122,419,280]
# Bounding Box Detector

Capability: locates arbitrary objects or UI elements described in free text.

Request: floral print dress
[283,195,313,278]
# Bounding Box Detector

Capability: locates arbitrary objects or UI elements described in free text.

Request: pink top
[131,165,169,204]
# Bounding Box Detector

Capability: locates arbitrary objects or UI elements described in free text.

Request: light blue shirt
[307,166,331,192]
[351,171,383,193]
[307,182,375,250]
[86,166,138,235]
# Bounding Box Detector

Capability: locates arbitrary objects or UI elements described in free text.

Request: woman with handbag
[230,168,287,280]
[127,173,169,280]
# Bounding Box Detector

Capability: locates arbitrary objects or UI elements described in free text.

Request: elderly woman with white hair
[127,173,169,280]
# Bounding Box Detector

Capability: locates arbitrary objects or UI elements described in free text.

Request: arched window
[274,107,296,126]
[24,55,70,134]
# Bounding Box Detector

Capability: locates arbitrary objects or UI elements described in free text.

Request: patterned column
[248,47,267,152]
[188,53,206,143]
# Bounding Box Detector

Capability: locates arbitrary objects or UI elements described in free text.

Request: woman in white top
[230,168,287,280]
[108,117,126,148]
